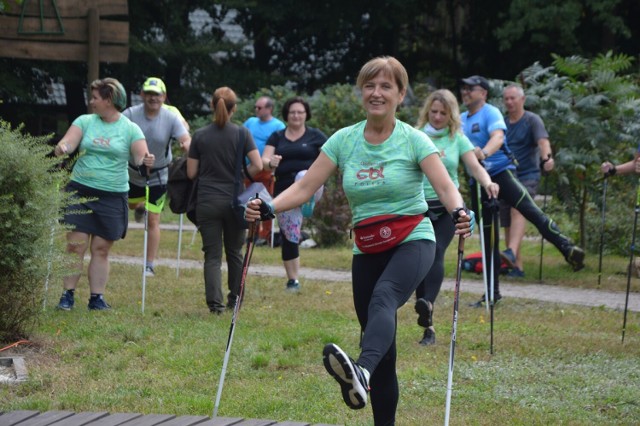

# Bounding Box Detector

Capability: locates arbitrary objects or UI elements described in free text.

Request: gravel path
[111,253,640,313]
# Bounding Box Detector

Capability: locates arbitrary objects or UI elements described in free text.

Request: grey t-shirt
[124,104,188,186]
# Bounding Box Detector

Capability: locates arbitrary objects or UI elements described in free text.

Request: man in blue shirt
[243,97,285,245]
[460,76,584,307]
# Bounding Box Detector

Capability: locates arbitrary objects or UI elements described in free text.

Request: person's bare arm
[474,129,504,161]
[246,148,263,177]
[54,125,83,156]
[462,150,499,198]
[187,158,199,180]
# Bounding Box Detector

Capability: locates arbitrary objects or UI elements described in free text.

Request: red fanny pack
[353,214,424,254]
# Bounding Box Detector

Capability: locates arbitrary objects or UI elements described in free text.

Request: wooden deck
[0,411,340,426]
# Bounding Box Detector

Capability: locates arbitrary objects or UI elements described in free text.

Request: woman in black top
[262,97,327,291]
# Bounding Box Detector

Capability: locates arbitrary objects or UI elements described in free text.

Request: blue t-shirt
[461,103,513,176]
[243,116,286,155]
[506,111,549,181]
[322,119,438,252]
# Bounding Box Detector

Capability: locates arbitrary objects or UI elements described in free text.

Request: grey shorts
[500,178,539,227]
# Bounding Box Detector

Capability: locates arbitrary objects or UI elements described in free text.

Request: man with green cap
[123,77,191,276]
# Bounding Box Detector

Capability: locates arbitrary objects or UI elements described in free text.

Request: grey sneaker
[56,290,75,311]
[414,298,433,328]
[88,295,111,310]
[145,265,155,277]
[419,327,436,346]
[286,279,300,292]
[134,206,145,223]
[469,293,502,308]
[322,343,370,410]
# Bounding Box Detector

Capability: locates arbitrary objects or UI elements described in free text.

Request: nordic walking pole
[538,172,549,282]
[444,235,465,426]
[489,198,500,355]
[476,182,489,312]
[213,218,259,417]
[597,175,610,287]
[141,170,150,314]
[622,180,640,343]
[176,213,184,277]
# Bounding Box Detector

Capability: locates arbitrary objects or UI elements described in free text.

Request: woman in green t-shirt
[246,57,474,425]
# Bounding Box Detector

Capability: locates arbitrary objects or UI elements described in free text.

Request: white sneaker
[145,266,155,277]
[322,343,370,409]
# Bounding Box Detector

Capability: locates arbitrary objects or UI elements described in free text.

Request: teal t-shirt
[71,114,145,192]
[322,119,439,252]
[421,127,474,200]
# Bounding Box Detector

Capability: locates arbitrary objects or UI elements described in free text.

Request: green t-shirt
[322,119,439,252]
[421,127,474,200]
[71,114,145,192]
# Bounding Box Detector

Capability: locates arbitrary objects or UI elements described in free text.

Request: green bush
[0,120,68,342]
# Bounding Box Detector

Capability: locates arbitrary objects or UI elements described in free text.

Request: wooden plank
[9,411,75,426]
[156,415,214,426]
[193,417,245,426]
[229,420,277,426]
[115,414,176,426]
[0,40,129,63]
[273,422,309,426]
[84,412,143,426]
[4,0,128,18]
[50,412,110,426]
[0,410,40,426]
[0,16,128,44]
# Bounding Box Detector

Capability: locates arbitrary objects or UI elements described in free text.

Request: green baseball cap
[142,77,166,94]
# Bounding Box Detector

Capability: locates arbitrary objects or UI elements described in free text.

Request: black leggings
[471,169,573,295]
[352,239,435,426]
[415,207,455,309]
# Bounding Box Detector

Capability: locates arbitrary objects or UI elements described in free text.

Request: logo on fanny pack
[380,226,392,239]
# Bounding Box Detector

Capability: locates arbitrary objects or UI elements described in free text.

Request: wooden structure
[0,0,129,101]
[0,411,340,426]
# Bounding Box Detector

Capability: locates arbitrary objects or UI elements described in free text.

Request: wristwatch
[481,148,489,158]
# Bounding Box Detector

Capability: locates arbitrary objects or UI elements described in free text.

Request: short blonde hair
[416,89,461,138]
[356,56,408,94]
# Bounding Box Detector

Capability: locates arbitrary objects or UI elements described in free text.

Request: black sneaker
[507,267,525,278]
[88,295,111,310]
[56,290,75,310]
[322,343,370,410]
[414,298,433,328]
[469,293,502,308]
[500,248,516,269]
[565,246,585,271]
[134,206,145,223]
[419,327,436,346]
[286,279,300,292]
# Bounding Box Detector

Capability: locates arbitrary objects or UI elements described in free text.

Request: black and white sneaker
[322,343,370,410]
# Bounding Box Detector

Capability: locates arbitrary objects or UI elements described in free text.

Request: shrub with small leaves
[0,120,69,342]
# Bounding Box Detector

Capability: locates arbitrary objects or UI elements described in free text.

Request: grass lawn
[2,212,640,425]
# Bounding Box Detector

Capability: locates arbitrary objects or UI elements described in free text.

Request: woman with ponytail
[413,89,499,345]
[187,87,262,314]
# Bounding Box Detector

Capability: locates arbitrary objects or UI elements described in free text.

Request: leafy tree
[500,52,640,253]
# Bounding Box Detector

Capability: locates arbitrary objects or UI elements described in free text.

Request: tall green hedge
[0,120,68,342]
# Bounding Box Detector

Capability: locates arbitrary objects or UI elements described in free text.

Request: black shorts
[128,183,167,214]
[63,181,128,241]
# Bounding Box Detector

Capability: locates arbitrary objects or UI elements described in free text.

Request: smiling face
[428,99,450,130]
[142,90,166,114]
[286,102,307,128]
[460,84,487,112]
[361,71,406,121]
[89,89,111,116]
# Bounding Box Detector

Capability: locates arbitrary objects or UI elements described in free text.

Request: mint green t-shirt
[421,128,474,200]
[71,114,145,192]
[322,119,439,252]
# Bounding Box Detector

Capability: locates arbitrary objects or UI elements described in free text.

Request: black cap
[461,75,490,91]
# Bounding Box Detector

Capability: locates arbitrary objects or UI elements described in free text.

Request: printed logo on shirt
[93,137,111,148]
[354,162,385,187]
[471,123,480,133]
